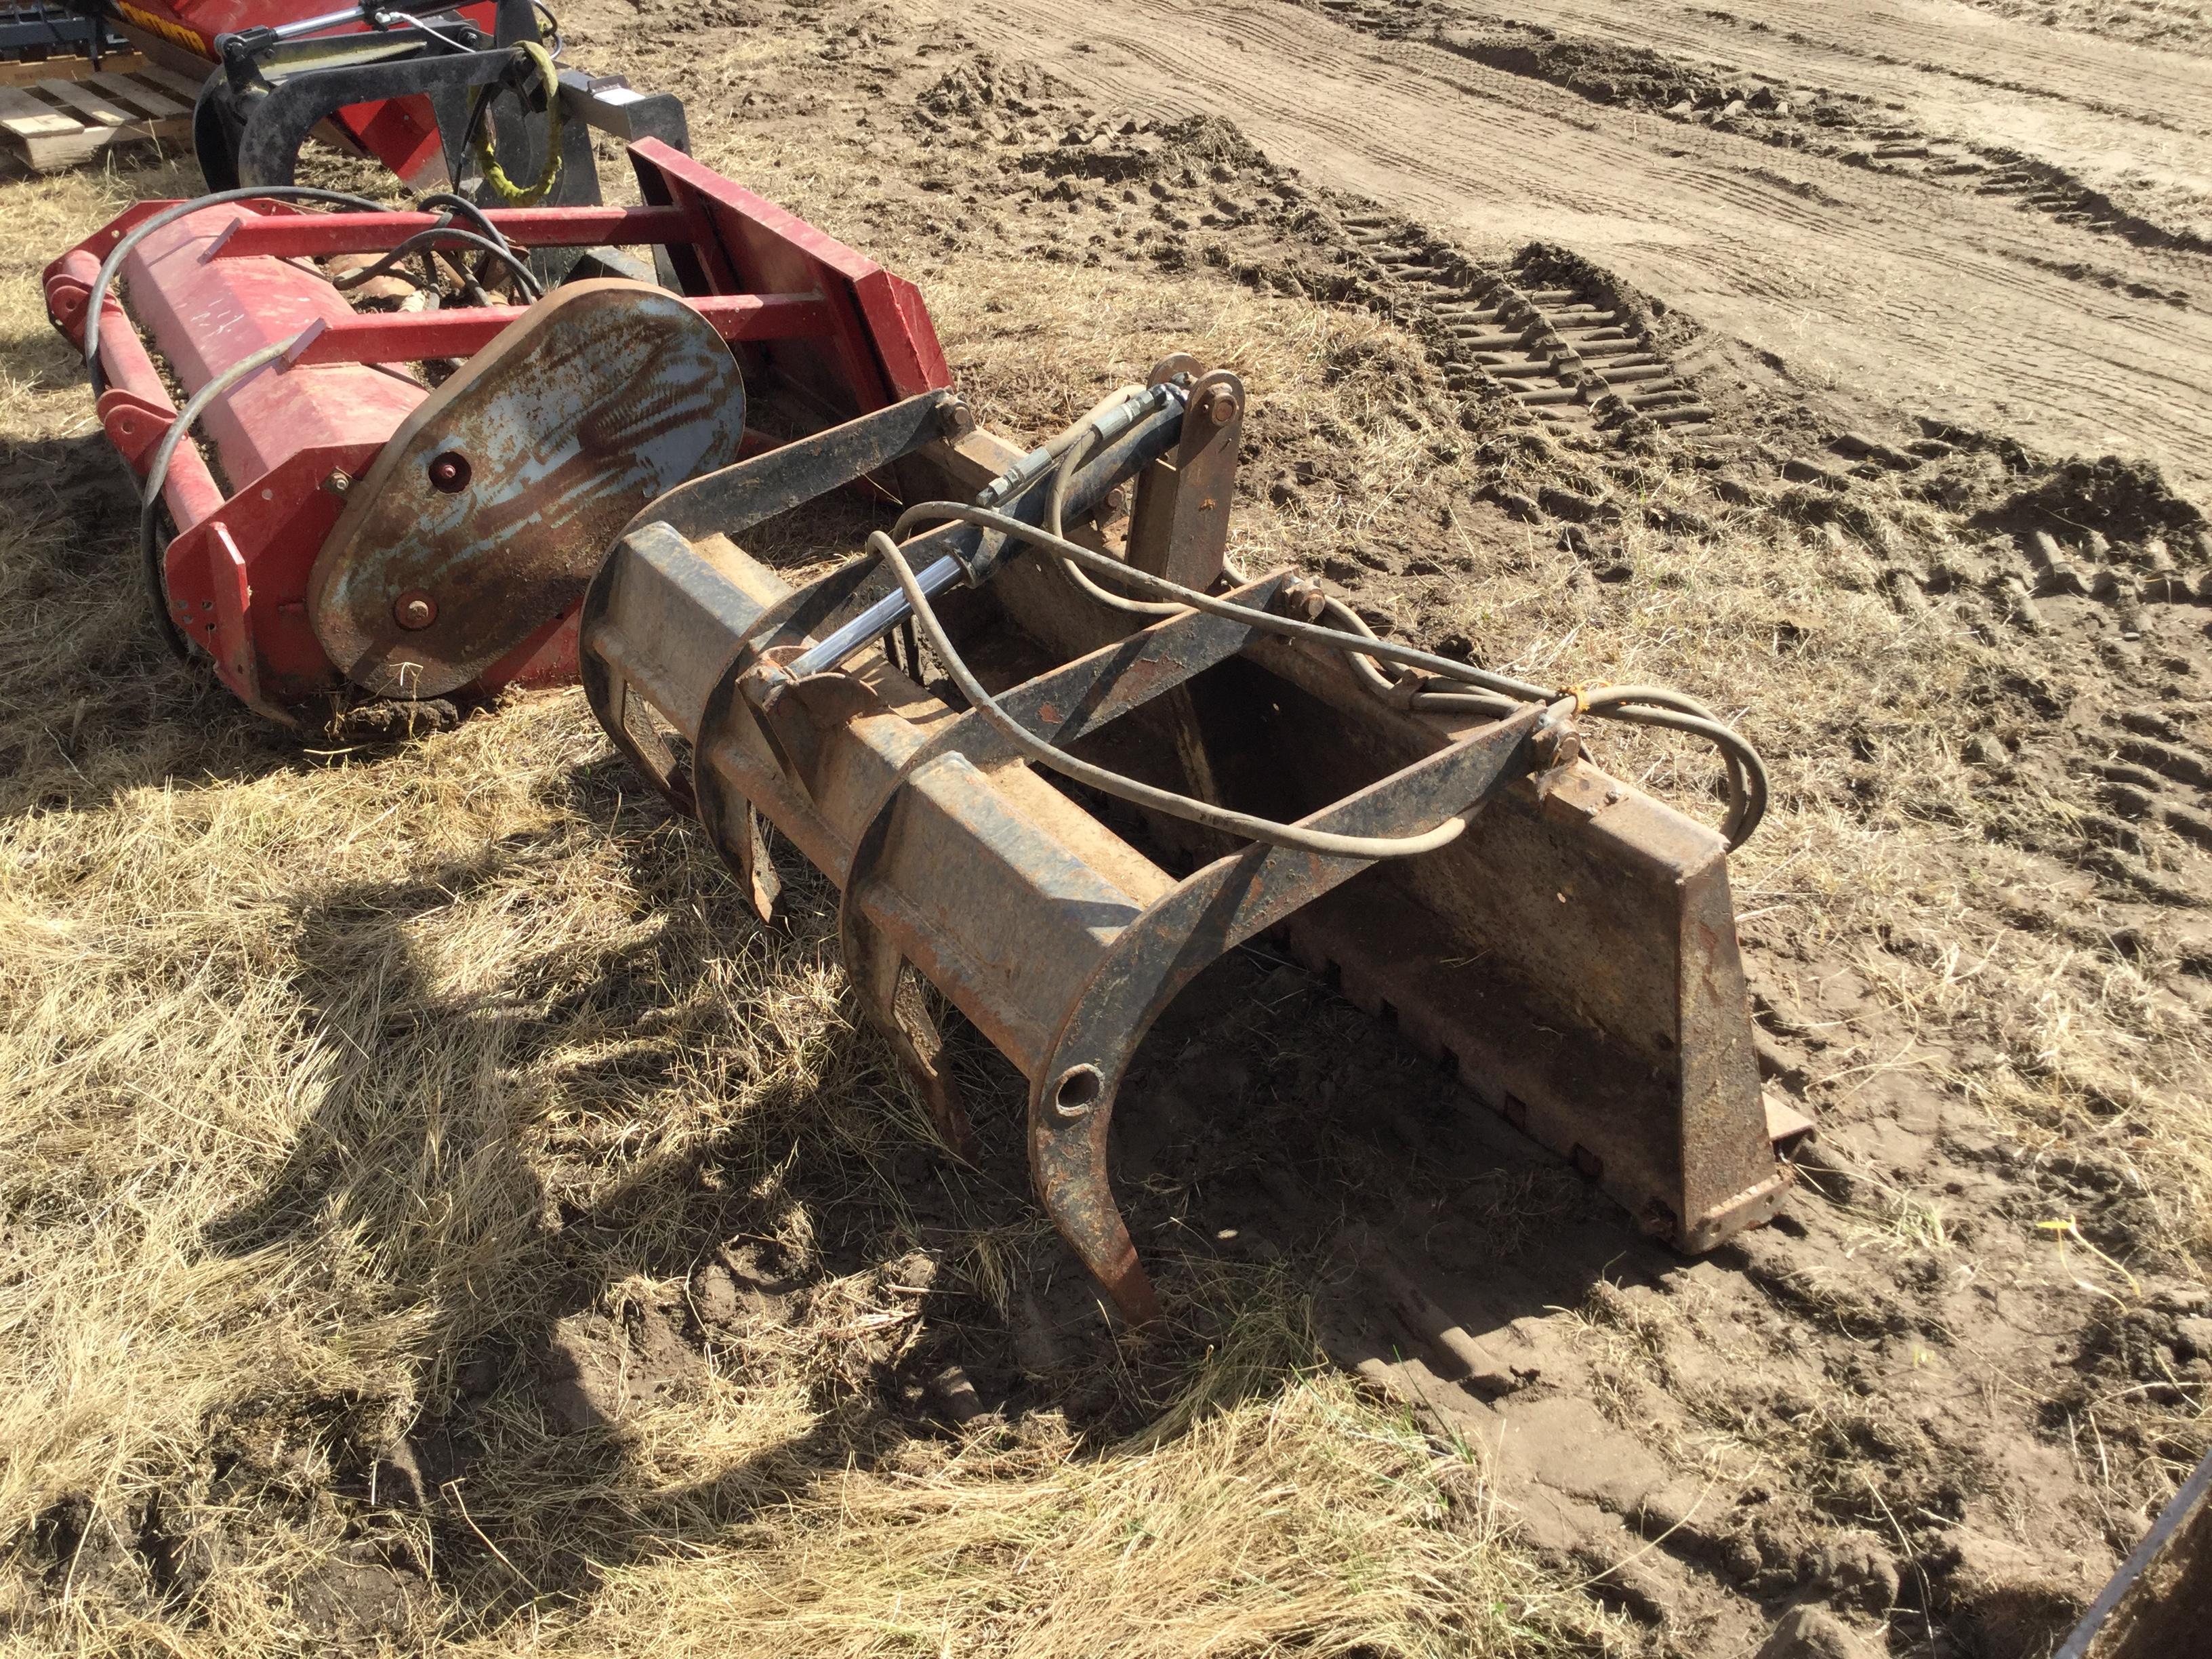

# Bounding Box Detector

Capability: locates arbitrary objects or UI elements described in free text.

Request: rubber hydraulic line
[879,499,1769,849]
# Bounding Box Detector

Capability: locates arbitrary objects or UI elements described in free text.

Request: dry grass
[459,1371,1589,1659]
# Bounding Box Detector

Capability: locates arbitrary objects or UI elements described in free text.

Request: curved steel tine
[842,901,975,1160]
[731,802,780,925]
[1029,1067,1162,1326]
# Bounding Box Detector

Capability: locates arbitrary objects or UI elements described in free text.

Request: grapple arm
[583,367,1804,1320]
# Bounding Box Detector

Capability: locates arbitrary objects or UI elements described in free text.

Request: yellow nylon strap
[471,40,564,207]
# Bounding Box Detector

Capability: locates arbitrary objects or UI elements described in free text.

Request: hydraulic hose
[81,185,388,398]
[1044,386,1183,621]
[878,499,1769,850]
[869,522,1537,859]
[82,184,534,396]
[896,500,1553,701]
[330,226,543,298]
[87,183,533,656]
[137,333,307,662]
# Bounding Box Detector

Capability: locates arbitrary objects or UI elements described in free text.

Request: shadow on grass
[173,737,1663,1635]
[0,431,340,816]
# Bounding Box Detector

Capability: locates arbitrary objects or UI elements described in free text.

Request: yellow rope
[471,40,564,207]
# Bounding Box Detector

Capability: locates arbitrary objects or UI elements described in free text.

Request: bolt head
[426,451,471,493]
[1203,386,1237,426]
[935,400,976,441]
[1281,576,1327,620]
[394,591,437,630]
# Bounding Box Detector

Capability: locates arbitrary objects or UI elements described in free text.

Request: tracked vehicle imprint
[1334,218,1712,438]
[1308,0,2212,262]
[914,58,1717,455]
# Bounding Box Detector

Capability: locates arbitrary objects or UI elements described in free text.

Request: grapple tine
[732,804,783,926]
[842,897,975,1162]
[1029,1095,1160,1326]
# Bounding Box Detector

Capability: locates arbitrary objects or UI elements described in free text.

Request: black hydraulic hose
[531,0,564,55]
[81,185,388,398]
[412,190,514,251]
[329,225,543,298]
[412,190,519,298]
[84,184,534,395]
[137,335,306,662]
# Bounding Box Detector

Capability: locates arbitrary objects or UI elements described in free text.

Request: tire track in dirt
[905,46,2212,923]
[1563,0,2212,131]
[950,0,2212,491]
[1960,0,2212,56]
[1326,0,2212,260]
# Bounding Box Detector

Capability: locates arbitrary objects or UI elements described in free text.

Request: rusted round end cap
[308,281,749,701]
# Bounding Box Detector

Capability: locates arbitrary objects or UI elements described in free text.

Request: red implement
[43,140,951,725]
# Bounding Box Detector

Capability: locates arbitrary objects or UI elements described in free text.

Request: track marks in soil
[912,49,2212,937]
[1328,218,1715,436]
[971,0,2212,493]
[1311,0,2212,266]
[916,57,1711,455]
[893,42,2212,1643]
[1960,0,2212,57]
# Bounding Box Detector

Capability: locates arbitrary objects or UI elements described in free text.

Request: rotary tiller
[43,139,949,726]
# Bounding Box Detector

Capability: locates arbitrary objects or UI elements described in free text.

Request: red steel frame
[41,139,951,721]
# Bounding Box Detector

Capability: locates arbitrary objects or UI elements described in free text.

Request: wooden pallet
[0,54,199,172]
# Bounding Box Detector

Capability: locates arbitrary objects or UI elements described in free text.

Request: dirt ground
[3,1,2211,1656]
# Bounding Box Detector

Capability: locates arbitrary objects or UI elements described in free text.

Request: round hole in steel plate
[1052,1064,1104,1119]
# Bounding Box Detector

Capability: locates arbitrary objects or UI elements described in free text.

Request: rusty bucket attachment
[581,361,1805,1323]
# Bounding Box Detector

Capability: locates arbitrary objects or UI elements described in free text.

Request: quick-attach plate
[309,278,747,700]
